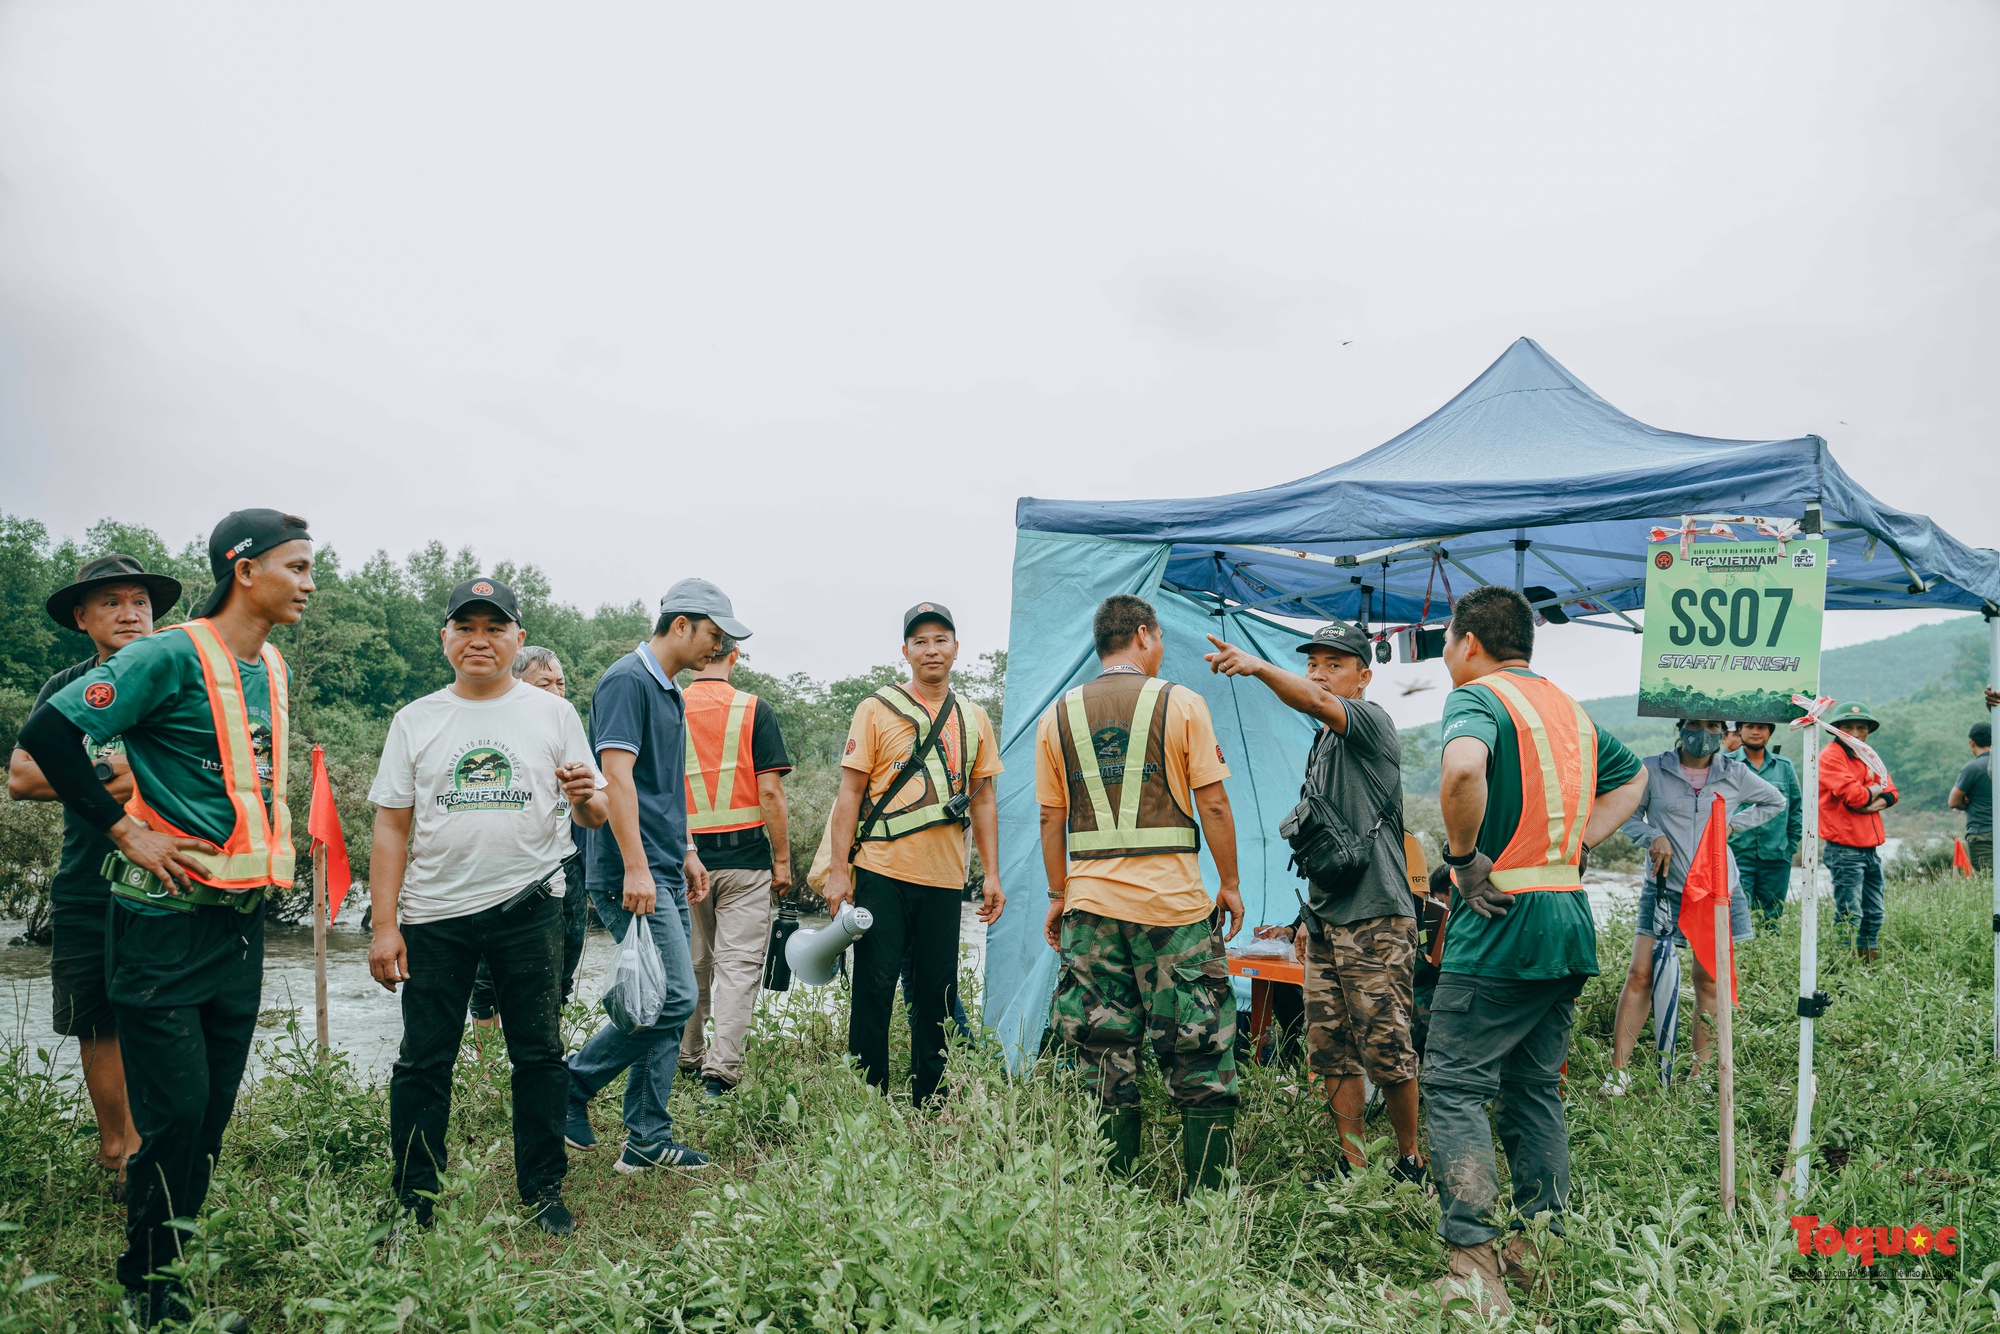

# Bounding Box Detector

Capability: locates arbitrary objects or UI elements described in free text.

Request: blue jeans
[1824,842,1885,951]
[567,879,698,1151]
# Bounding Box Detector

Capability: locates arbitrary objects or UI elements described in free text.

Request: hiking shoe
[124,1287,248,1333]
[564,1100,597,1151]
[1307,1155,1354,1187]
[1389,1154,1429,1187]
[531,1197,577,1236]
[614,1140,711,1174]
[398,1193,436,1229]
[703,1075,735,1100]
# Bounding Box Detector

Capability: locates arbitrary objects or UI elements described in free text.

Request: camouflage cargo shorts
[1303,913,1419,1084]
[1049,909,1239,1110]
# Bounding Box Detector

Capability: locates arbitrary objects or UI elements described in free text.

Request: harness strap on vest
[1062,678,1200,854]
[856,685,978,843]
[1472,672,1596,895]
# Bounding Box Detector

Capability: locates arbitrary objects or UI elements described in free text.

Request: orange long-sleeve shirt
[1818,738,1897,848]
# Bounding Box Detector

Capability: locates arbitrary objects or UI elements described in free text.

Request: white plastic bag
[601,913,668,1033]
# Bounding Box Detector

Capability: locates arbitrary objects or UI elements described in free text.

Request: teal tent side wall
[985,529,1318,1068]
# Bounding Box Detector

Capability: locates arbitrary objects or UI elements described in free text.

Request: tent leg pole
[1789,722,1820,1200]
[1989,611,1999,1064]
[1717,898,1735,1216]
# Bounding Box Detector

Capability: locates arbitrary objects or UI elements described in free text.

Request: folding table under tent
[985,336,2000,1199]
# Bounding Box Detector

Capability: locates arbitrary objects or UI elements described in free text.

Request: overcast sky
[3,3,1993,726]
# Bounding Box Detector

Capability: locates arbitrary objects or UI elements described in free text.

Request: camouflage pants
[1303,914,1419,1084]
[1050,910,1239,1110]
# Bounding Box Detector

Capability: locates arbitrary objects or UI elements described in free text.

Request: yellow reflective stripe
[1069,825,1198,852]
[1481,675,1566,868]
[1563,697,1598,865]
[1490,865,1583,891]
[262,642,293,881]
[179,622,270,871]
[1116,679,1167,832]
[1063,687,1117,833]
[686,691,763,829]
[175,623,291,884]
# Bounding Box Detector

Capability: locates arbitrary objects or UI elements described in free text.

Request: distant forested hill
[1400,616,1990,828]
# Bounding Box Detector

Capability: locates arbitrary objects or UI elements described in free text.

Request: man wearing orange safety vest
[18,509,314,1332]
[1419,585,1648,1319]
[678,634,792,1098]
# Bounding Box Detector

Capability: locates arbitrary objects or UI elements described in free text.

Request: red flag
[308,744,353,924]
[1678,792,1737,1003]
[1954,838,1974,878]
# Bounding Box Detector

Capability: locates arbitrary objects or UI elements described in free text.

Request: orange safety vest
[684,681,765,833]
[124,618,294,891]
[1466,670,1597,893]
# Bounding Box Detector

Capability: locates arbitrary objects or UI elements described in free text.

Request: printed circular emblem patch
[472,581,494,595]
[83,682,116,709]
[918,603,933,612]
[1653,551,1674,570]
[1216,744,1226,763]
[844,738,857,755]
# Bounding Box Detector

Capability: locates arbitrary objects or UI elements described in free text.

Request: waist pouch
[500,852,581,921]
[102,852,265,915]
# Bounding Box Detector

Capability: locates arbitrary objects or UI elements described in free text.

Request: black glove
[1451,852,1512,920]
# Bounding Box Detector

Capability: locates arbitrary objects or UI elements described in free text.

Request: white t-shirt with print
[369,680,604,924]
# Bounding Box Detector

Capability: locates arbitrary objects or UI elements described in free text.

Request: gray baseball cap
[1296,621,1370,662]
[659,577,751,639]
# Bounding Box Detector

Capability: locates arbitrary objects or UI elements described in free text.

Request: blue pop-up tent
[986,337,2000,1195]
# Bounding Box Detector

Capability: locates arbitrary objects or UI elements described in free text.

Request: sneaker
[531,1197,577,1236]
[399,1193,436,1229]
[1389,1154,1428,1187]
[615,1140,711,1174]
[564,1100,597,1151]
[703,1075,735,1100]
[1600,1068,1632,1098]
[124,1287,248,1333]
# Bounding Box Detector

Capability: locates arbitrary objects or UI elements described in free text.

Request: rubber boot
[1100,1107,1142,1177]
[1432,1242,1513,1318]
[1180,1108,1235,1193]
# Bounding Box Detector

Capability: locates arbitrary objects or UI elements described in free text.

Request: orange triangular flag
[308,745,353,923]
[1678,792,1737,1003]
[1954,838,1974,878]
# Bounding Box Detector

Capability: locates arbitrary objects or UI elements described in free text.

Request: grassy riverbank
[1,874,1996,1332]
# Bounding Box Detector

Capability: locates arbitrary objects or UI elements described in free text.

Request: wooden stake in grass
[313,841,330,1057]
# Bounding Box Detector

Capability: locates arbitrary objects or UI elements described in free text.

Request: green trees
[0,512,1007,927]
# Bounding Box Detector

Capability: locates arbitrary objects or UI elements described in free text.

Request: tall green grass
[0,876,1996,1331]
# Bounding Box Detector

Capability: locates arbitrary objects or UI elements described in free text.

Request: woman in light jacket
[1605,718,1786,1090]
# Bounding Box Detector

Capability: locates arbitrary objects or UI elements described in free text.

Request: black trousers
[105,899,264,1294]
[390,894,567,1206]
[470,858,588,1018]
[849,869,961,1105]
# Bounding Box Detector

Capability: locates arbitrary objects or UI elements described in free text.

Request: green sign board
[1638,537,1827,724]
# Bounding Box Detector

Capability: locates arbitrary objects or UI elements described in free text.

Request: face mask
[1679,727,1721,758]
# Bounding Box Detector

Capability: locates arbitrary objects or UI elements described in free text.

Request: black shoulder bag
[1277,723,1401,895]
[847,686,965,863]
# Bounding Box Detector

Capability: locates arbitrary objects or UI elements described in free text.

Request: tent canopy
[1019,337,2000,625]
[985,338,1999,1060]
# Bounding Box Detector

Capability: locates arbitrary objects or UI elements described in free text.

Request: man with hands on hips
[367,578,607,1236]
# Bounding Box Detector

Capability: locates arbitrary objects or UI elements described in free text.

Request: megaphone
[785,903,873,987]
[763,902,800,992]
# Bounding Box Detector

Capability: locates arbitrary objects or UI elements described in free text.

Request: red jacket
[1819,739,1897,848]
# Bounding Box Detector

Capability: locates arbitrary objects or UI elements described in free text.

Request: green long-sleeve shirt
[1729,747,1802,864]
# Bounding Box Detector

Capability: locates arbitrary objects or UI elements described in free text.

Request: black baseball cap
[443,577,522,626]
[902,601,956,637]
[198,509,313,617]
[1296,622,1370,662]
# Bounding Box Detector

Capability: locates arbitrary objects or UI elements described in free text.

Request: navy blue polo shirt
[588,644,689,892]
